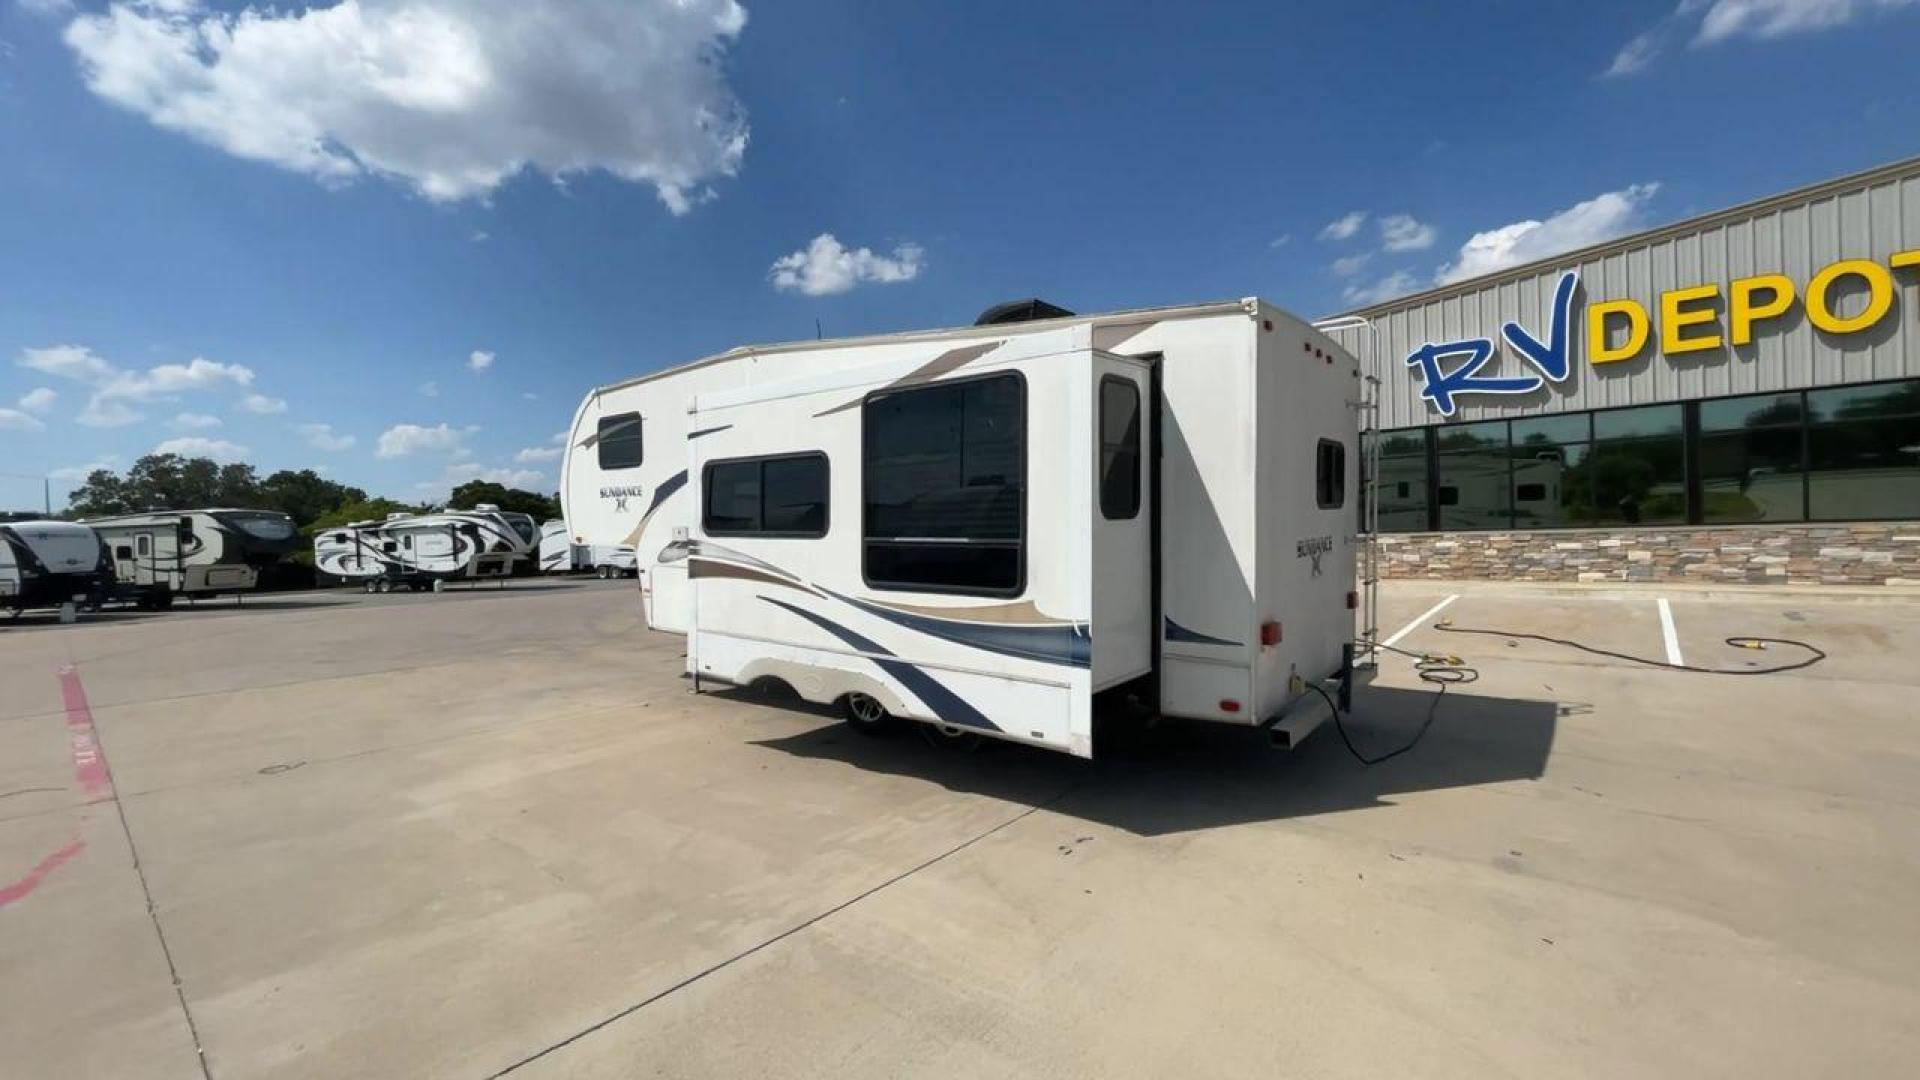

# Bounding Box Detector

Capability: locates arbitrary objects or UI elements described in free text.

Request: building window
[1699,392,1805,523]
[1510,413,1589,528]
[702,453,829,537]
[863,373,1025,595]
[1376,428,1430,533]
[1807,379,1920,521]
[1098,377,1141,520]
[1585,404,1686,526]
[597,413,644,470]
[1435,420,1510,530]
[1316,439,1346,509]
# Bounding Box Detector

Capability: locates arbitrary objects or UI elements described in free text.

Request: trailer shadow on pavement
[744,682,1558,837]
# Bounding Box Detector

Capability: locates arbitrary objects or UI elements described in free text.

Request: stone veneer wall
[1376,522,1920,586]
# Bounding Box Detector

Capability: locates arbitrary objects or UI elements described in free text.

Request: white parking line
[1657,597,1685,667]
[1380,593,1459,653]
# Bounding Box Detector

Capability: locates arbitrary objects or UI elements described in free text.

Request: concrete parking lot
[3,577,1917,1078]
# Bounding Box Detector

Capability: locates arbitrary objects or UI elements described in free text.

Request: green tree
[446,480,560,521]
[258,469,368,527]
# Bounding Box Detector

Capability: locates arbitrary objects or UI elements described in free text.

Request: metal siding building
[1326,156,1920,428]
[1317,156,1920,586]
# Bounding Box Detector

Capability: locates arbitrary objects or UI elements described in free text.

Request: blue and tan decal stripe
[827,589,1089,668]
[1164,616,1241,648]
[759,596,1000,731]
[623,469,689,547]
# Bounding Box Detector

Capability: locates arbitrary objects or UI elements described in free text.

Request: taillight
[1260,620,1282,647]
[1219,699,1242,714]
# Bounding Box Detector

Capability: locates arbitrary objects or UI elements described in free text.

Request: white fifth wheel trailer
[562,299,1363,759]
[83,509,299,607]
[314,507,531,590]
[1,520,114,615]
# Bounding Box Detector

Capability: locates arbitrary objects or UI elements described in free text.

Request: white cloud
[1342,270,1422,307]
[1436,184,1660,284]
[18,344,115,382]
[0,408,46,432]
[1331,253,1370,278]
[50,454,120,483]
[153,436,249,462]
[467,349,495,373]
[1606,0,1916,74]
[21,345,257,427]
[77,397,142,428]
[17,387,57,413]
[417,380,440,398]
[417,459,548,497]
[1378,213,1436,252]
[1319,211,1367,242]
[298,422,357,451]
[520,391,539,401]
[470,230,490,243]
[238,392,287,414]
[62,0,750,212]
[377,421,470,458]
[1268,233,1291,249]
[170,411,221,429]
[770,233,925,296]
[514,444,562,463]
[18,0,73,19]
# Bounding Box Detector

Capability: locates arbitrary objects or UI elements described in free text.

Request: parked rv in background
[538,519,636,578]
[83,509,300,608]
[562,297,1367,759]
[314,506,532,591]
[1,520,113,615]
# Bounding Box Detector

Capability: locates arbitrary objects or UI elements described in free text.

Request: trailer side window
[863,372,1025,595]
[1099,376,1141,520]
[597,413,644,470]
[1316,439,1346,509]
[702,453,828,538]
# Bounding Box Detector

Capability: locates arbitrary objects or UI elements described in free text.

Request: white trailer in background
[1,520,113,615]
[562,298,1363,759]
[314,507,532,591]
[538,519,636,578]
[82,508,299,607]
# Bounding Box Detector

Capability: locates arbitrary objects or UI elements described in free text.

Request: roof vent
[974,298,1075,326]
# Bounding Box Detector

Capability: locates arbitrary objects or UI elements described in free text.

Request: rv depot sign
[1406,250,1920,416]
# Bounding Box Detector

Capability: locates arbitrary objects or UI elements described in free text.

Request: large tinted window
[1099,377,1141,520]
[1435,421,1510,530]
[1511,414,1588,528]
[1807,379,1920,521]
[702,454,828,537]
[1584,405,1686,526]
[597,413,644,470]
[1700,392,1805,523]
[1375,429,1430,532]
[864,373,1024,594]
[1316,440,1346,509]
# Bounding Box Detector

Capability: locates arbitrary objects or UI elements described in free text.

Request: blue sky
[2,0,1917,508]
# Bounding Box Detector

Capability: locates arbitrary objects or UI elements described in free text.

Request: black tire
[841,692,899,736]
[151,588,173,611]
[363,580,378,594]
[919,722,985,753]
[598,565,613,579]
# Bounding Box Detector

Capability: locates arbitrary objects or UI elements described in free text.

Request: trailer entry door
[1090,353,1154,690]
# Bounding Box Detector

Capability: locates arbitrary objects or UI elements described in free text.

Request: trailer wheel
[596,564,612,579]
[151,588,173,611]
[841,693,898,736]
[363,580,378,594]
[376,579,392,594]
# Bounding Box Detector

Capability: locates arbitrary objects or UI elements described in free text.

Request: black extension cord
[1319,622,1826,767]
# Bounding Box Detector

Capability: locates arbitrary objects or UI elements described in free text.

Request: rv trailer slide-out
[562,299,1361,759]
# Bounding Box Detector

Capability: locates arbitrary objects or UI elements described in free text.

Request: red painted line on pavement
[0,665,116,910]
[0,837,86,909]
[59,664,115,798]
